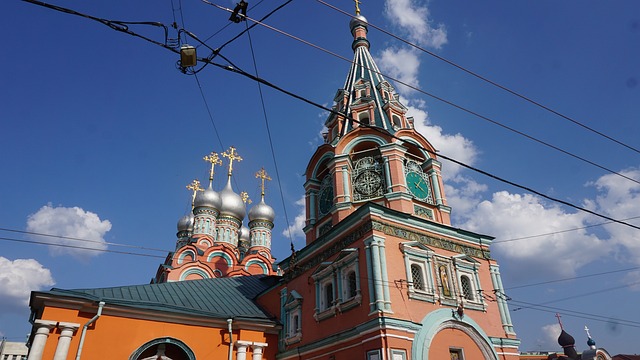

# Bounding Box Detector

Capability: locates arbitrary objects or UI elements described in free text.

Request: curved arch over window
[129,337,195,360]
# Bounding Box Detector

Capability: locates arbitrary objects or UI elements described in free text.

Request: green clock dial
[406,171,430,201]
[318,184,334,215]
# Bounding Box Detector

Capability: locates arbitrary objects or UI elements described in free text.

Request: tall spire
[325,5,407,140]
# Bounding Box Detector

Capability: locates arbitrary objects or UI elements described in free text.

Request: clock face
[318,184,334,216]
[406,171,430,201]
[354,170,382,196]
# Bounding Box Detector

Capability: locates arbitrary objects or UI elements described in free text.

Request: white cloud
[459,191,610,280]
[283,197,306,241]
[403,98,479,178]
[0,257,55,313]
[27,204,111,260]
[384,0,447,49]
[588,168,640,263]
[377,47,421,95]
[540,323,561,350]
[444,167,640,283]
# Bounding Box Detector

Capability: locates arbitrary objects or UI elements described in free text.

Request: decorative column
[27,319,57,360]
[251,342,268,360]
[53,322,80,360]
[365,237,385,312]
[235,340,252,360]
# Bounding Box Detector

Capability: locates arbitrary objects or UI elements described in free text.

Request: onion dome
[558,329,575,348]
[248,198,275,222]
[349,14,368,34]
[219,178,246,220]
[587,336,596,349]
[177,213,194,232]
[193,185,222,210]
[239,226,250,246]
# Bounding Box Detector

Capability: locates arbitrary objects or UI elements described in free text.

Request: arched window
[460,275,474,301]
[358,111,370,125]
[347,270,357,298]
[392,115,402,129]
[130,337,195,360]
[411,264,424,291]
[324,283,334,309]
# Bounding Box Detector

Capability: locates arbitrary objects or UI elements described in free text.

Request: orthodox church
[26,6,521,360]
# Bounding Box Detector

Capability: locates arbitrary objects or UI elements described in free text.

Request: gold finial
[203,151,222,184]
[255,168,272,197]
[354,0,361,15]
[186,179,204,209]
[222,146,243,176]
[240,191,252,205]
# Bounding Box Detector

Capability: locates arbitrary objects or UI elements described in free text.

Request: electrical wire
[0,227,170,253]
[493,215,640,244]
[0,236,167,259]
[210,6,640,187]
[196,57,640,232]
[198,0,267,47]
[21,0,640,231]
[315,0,640,156]
[242,21,296,248]
[505,266,640,291]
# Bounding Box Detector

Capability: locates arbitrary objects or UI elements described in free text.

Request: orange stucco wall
[38,305,277,360]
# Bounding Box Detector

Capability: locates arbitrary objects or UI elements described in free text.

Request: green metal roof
[39,275,279,321]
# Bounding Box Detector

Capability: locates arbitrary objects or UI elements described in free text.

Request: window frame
[401,242,436,303]
[312,249,361,321]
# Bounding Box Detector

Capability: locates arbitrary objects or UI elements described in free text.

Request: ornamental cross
[203,151,222,182]
[555,313,564,330]
[584,326,591,338]
[255,168,271,197]
[186,179,204,209]
[240,191,252,204]
[354,0,361,15]
[222,146,243,176]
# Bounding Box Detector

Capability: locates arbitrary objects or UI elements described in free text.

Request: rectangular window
[450,348,464,360]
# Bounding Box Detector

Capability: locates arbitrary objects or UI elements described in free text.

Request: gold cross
[240,191,252,205]
[222,146,243,176]
[255,168,272,197]
[186,179,204,209]
[354,0,361,15]
[203,151,222,182]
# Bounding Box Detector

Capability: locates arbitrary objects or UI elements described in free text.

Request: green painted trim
[206,251,234,267]
[412,309,499,360]
[489,337,521,347]
[276,317,421,359]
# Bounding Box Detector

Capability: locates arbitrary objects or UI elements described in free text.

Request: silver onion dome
[177,213,194,232]
[193,185,222,210]
[349,14,368,33]
[248,198,275,223]
[219,178,246,220]
[239,226,250,244]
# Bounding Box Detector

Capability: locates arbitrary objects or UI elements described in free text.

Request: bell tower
[303,13,450,245]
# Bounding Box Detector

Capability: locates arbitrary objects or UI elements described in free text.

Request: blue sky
[1,0,639,354]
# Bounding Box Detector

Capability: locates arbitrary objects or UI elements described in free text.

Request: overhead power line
[20,2,640,231]
[0,227,169,253]
[212,4,640,187]
[315,0,640,156]
[0,236,167,259]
